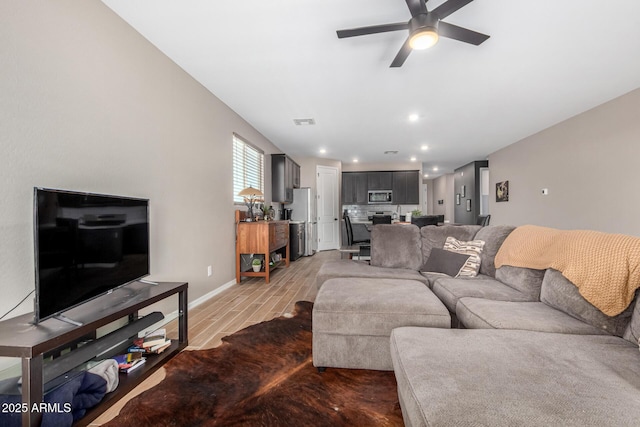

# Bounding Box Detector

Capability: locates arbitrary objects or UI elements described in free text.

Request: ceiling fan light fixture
[410,27,439,50]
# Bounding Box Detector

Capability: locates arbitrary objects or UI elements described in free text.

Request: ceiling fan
[336,0,490,67]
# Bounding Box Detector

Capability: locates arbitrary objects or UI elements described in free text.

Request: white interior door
[316,165,339,251]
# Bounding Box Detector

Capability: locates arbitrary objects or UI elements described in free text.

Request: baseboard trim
[155,279,237,328]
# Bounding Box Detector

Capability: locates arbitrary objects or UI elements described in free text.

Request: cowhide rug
[104,301,403,426]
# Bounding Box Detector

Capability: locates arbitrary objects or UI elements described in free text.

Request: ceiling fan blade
[438,21,489,45]
[405,0,428,17]
[432,0,474,19]
[337,22,408,39]
[390,37,412,68]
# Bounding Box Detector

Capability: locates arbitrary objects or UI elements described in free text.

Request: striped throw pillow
[443,236,485,277]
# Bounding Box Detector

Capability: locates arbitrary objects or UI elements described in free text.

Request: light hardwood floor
[90,249,338,425]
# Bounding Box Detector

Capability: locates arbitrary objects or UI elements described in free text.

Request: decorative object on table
[103,302,403,427]
[456,193,461,205]
[496,180,509,202]
[461,185,466,197]
[411,209,422,217]
[466,199,472,212]
[251,258,262,272]
[238,186,264,221]
[261,205,273,220]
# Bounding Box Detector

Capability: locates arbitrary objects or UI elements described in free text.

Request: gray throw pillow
[422,248,470,277]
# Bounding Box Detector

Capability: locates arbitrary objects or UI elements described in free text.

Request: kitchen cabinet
[367,171,393,190]
[342,170,419,205]
[342,172,368,205]
[272,154,300,203]
[393,171,420,204]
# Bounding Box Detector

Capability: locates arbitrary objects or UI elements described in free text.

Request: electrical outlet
[207,266,212,277]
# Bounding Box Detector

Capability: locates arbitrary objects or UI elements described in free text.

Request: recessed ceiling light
[433,167,439,172]
[421,145,429,151]
[410,156,417,162]
[319,148,326,154]
[353,158,359,163]
[408,113,419,122]
[424,174,429,178]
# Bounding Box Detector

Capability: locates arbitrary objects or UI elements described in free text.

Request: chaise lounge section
[312,222,640,426]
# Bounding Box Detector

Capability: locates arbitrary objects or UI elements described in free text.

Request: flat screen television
[34,188,150,324]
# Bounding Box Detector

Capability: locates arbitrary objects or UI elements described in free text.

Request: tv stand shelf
[0,281,188,427]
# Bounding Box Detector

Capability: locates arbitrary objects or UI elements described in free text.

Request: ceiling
[101,0,640,178]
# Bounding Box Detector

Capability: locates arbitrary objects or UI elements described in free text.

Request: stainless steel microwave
[368,190,393,204]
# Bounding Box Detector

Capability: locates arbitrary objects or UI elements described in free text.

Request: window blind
[233,134,264,203]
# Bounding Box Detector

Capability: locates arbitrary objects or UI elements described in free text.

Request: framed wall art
[456,194,461,205]
[496,180,509,202]
[466,199,472,212]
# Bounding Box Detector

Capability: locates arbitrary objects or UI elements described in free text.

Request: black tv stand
[0,281,188,427]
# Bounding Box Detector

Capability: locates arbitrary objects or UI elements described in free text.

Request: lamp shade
[238,186,264,198]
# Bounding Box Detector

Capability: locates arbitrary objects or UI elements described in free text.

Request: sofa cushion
[623,297,640,344]
[419,272,449,289]
[370,224,422,270]
[495,265,545,300]
[443,236,485,277]
[474,225,516,277]
[456,298,610,335]
[432,275,533,312]
[390,327,640,427]
[315,260,429,289]
[422,248,469,277]
[540,269,634,337]
[419,225,481,269]
[313,278,450,337]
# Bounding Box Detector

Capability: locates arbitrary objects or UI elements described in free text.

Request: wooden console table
[0,281,188,427]
[236,220,290,283]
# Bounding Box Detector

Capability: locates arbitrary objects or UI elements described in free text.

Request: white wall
[0,0,282,322]
[431,174,455,222]
[488,88,640,236]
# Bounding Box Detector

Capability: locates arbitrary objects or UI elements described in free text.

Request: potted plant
[251,258,262,272]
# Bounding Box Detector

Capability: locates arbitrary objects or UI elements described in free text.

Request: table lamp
[238,186,264,221]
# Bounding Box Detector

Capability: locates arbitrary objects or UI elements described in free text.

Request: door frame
[316,165,340,251]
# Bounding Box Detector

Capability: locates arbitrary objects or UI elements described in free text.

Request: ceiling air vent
[384,150,399,155]
[293,118,316,126]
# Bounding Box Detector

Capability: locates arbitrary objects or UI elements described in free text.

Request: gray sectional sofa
[313,223,640,426]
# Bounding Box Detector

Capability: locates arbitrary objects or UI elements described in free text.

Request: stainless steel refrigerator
[287,187,317,256]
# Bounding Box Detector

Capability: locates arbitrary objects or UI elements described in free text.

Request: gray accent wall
[1,1,283,320]
[488,88,640,236]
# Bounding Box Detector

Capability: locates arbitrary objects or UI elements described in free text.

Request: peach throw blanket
[494,225,640,316]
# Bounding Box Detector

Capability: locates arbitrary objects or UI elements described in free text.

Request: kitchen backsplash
[343,204,420,221]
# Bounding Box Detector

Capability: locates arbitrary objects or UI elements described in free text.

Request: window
[233,133,264,203]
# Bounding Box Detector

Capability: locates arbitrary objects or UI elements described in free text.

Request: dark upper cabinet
[342,172,368,205]
[367,172,393,190]
[392,171,420,204]
[342,170,419,205]
[272,154,300,203]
